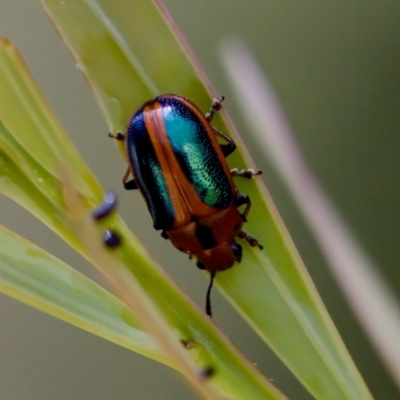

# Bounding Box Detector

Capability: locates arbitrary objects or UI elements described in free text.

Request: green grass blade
[0,224,162,363]
[40,1,209,132]
[37,1,373,399]
[0,39,101,201]
[0,38,284,399]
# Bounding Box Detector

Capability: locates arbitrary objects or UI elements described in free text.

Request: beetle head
[196,239,242,272]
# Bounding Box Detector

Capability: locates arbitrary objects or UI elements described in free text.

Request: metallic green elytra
[126,95,233,231]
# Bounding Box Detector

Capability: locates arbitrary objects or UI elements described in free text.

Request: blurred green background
[0,1,399,399]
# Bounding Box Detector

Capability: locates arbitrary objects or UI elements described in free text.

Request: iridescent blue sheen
[127,106,175,230]
[158,97,232,208]
[126,96,232,231]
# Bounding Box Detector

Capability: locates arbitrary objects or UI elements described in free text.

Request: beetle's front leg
[122,166,138,190]
[231,168,262,179]
[160,230,169,240]
[237,231,263,249]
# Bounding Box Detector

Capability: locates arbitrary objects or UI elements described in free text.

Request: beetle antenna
[206,271,217,317]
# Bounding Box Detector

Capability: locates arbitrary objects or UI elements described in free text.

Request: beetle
[109,94,262,316]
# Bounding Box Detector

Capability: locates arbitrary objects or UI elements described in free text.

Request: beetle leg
[212,126,236,157]
[196,260,207,270]
[108,131,125,141]
[234,194,251,222]
[110,133,137,189]
[205,97,236,157]
[122,166,138,190]
[237,231,263,249]
[231,168,262,179]
[205,96,224,122]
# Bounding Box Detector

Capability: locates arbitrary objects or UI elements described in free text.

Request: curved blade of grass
[0,38,101,201]
[0,39,284,399]
[63,172,229,400]
[222,40,400,390]
[0,224,162,363]
[36,1,373,399]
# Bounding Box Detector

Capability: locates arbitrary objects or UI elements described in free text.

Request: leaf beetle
[109,95,262,316]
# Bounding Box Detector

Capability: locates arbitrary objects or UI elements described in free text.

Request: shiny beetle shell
[121,94,261,272]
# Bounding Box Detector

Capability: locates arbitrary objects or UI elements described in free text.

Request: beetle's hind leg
[237,231,263,249]
[206,96,238,157]
[231,168,262,179]
[108,131,125,141]
[109,132,138,190]
[108,131,137,189]
[206,96,224,122]
[108,131,138,190]
[122,166,138,190]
